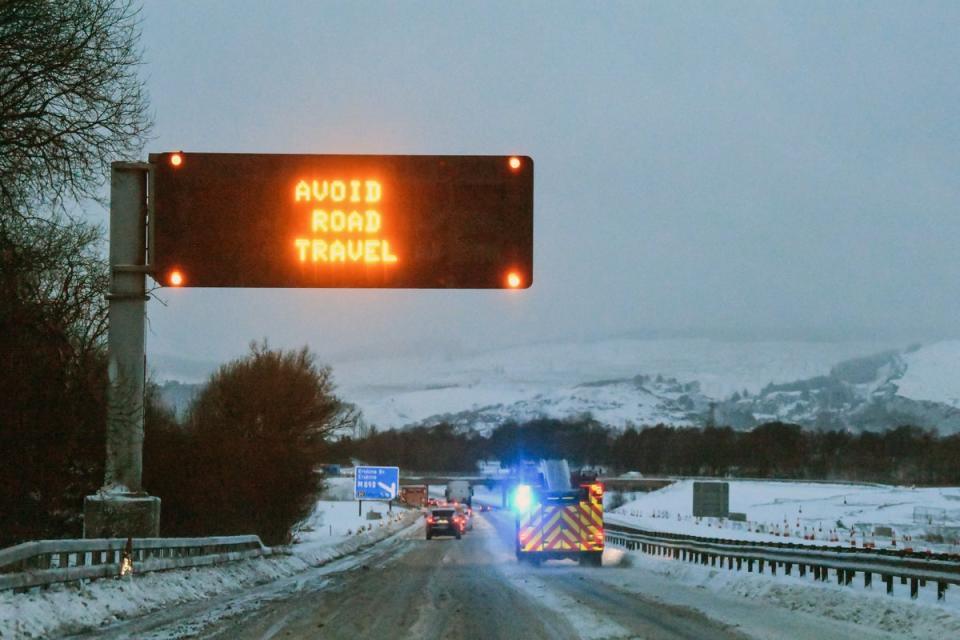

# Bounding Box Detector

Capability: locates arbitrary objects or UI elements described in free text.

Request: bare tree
[0,213,108,362]
[0,0,150,544]
[0,0,149,362]
[0,0,150,217]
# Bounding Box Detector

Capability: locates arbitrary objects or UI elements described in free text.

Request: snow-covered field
[292,478,405,546]
[0,479,417,639]
[608,479,960,552]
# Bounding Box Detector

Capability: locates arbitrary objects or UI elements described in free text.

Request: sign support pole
[84,162,160,538]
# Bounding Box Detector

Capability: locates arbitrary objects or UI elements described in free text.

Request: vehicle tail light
[590,483,604,498]
[427,516,435,524]
[595,529,604,542]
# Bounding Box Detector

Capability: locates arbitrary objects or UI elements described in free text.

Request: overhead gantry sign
[149,153,534,289]
[85,152,534,538]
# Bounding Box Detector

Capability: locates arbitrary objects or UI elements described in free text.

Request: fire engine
[511,461,604,567]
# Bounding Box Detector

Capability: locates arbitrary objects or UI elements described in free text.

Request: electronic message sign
[149,153,533,288]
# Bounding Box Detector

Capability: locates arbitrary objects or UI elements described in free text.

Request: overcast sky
[136,1,960,370]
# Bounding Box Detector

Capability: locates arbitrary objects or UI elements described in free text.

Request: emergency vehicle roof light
[512,484,534,513]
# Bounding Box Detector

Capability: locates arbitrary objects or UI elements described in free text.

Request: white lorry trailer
[445,480,473,506]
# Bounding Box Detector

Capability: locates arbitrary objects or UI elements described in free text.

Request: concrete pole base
[83,493,161,538]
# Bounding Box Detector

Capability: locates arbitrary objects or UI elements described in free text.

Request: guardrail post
[845,570,853,586]
[758,559,764,574]
[938,581,947,601]
[785,562,792,576]
[884,574,893,595]
[770,561,777,576]
[864,571,872,588]
[910,578,919,599]
[799,564,805,578]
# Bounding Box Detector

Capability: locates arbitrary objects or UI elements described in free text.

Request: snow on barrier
[605,522,960,601]
[0,535,269,592]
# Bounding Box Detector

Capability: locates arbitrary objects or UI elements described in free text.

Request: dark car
[425,508,462,540]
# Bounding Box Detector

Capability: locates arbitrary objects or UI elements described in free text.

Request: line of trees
[0,0,150,547]
[332,418,960,485]
[0,2,354,547]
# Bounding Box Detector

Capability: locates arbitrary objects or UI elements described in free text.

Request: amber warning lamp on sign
[148,153,534,289]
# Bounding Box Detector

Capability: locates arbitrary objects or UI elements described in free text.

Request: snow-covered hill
[329,338,891,433]
[406,375,713,433]
[337,339,960,435]
[716,342,960,432]
[157,338,960,434]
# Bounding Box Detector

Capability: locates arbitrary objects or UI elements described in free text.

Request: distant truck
[445,480,473,506]
[399,485,428,508]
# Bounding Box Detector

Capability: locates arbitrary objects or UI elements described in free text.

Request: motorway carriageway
[74,510,898,640]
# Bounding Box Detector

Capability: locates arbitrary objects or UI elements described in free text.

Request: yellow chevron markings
[545,525,564,544]
[560,510,581,530]
[523,530,542,551]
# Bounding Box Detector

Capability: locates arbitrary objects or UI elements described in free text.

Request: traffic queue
[424,501,472,540]
[399,480,482,541]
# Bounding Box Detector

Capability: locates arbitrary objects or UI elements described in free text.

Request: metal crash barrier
[0,535,269,592]
[605,521,960,601]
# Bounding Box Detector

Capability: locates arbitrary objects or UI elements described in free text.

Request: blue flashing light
[512,484,534,513]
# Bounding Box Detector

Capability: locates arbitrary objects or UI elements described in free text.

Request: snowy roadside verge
[609,479,960,552]
[595,546,960,640]
[0,509,421,639]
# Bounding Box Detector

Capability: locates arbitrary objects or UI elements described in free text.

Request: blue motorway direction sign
[354,466,400,500]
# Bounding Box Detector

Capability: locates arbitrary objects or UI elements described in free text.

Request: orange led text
[293,178,398,266]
